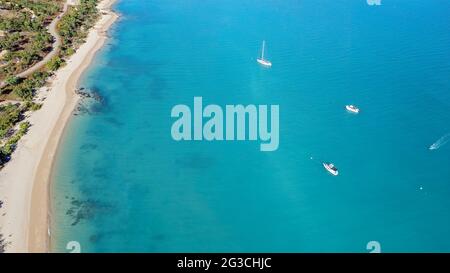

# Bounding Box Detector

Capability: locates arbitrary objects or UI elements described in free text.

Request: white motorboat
[323,162,339,176]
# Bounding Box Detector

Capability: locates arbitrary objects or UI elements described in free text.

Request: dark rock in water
[73,88,105,116]
[73,104,90,116]
[89,234,101,243]
[152,234,165,242]
[75,89,103,102]
[66,198,115,226]
[80,143,98,151]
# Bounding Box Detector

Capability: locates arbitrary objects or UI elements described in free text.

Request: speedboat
[346,104,360,113]
[429,143,438,150]
[257,40,272,67]
[323,162,339,176]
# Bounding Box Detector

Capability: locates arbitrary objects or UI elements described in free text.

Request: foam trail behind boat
[429,133,450,150]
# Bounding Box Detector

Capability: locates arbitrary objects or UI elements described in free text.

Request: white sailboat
[345,104,360,113]
[257,40,272,67]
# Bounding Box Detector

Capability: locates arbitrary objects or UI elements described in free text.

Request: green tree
[46,56,63,71]
[0,104,21,138]
[13,83,33,100]
[5,75,20,86]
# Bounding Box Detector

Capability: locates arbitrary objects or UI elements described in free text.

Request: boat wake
[429,133,450,150]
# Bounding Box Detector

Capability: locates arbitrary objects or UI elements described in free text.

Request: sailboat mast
[261,40,265,59]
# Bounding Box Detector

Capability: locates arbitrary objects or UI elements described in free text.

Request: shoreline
[0,0,118,252]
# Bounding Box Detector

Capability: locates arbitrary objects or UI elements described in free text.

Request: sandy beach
[0,0,118,253]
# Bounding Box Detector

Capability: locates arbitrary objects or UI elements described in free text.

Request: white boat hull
[346,105,359,113]
[323,163,339,176]
[257,58,272,67]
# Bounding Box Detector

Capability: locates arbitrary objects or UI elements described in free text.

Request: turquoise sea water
[51,0,450,252]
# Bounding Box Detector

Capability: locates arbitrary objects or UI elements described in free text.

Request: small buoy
[419,186,423,190]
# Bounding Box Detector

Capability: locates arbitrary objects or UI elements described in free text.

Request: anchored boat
[346,104,360,113]
[257,40,272,67]
[323,162,339,176]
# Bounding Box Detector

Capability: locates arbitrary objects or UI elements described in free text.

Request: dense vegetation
[0,71,49,100]
[0,0,101,166]
[0,0,61,31]
[0,103,21,138]
[0,120,30,157]
[0,0,63,79]
[58,0,99,57]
